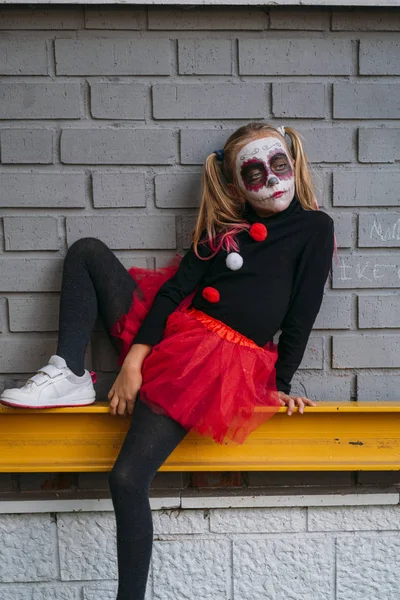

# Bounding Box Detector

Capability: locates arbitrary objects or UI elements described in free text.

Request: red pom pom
[249,223,268,242]
[202,287,220,303]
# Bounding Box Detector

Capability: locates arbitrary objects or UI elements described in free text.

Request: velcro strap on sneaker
[29,373,48,386]
[37,364,63,379]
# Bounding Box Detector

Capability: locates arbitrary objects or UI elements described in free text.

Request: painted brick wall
[0,4,400,405]
[1,503,400,600]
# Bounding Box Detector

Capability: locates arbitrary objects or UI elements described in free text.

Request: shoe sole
[0,398,96,409]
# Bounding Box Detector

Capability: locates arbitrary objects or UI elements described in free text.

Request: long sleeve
[275,216,335,395]
[133,241,213,347]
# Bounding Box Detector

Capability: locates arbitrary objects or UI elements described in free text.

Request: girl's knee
[65,237,110,263]
[108,463,144,494]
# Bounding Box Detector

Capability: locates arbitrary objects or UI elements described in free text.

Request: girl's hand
[108,365,143,417]
[278,391,317,416]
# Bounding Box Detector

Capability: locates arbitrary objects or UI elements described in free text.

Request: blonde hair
[193,122,318,257]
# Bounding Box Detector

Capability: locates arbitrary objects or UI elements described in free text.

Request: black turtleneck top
[134,195,335,395]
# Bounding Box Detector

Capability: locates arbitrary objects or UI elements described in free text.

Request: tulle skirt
[111,262,280,445]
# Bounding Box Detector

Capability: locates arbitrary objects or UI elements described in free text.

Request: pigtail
[284,127,339,264]
[284,127,318,211]
[193,153,248,258]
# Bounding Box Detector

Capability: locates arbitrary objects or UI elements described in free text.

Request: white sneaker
[0,355,96,409]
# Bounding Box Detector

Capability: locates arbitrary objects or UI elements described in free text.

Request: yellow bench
[1,401,399,473]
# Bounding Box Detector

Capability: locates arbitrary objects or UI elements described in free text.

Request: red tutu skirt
[111,261,280,445]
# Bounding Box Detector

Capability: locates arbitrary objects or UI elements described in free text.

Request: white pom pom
[226,252,243,271]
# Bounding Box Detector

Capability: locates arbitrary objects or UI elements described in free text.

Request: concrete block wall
[0,6,400,402]
[1,503,400,600]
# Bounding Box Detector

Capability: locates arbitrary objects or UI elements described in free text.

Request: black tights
[57,238,187,600]
[56,236,137,376]
[109,399,186,600]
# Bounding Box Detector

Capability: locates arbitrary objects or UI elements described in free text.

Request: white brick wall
[1,503,400,599]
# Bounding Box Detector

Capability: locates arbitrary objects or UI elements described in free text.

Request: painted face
[235,137,295,215]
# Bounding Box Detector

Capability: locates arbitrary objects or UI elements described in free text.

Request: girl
[1,122,335,600]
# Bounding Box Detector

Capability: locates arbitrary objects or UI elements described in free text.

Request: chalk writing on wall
[369,218,400,243]
[337,262,398,282]
[333,256,400,288]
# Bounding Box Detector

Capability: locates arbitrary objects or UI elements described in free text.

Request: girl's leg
[56,237,137,375]
[109,398,187,600]
[60,239,187,598]
[0,237,137,405]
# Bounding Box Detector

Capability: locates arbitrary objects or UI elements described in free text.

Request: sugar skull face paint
[235,137,295,215]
